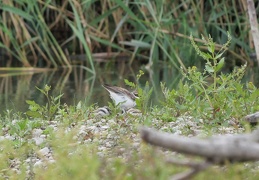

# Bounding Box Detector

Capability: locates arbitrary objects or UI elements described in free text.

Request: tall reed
[0,0,255,70]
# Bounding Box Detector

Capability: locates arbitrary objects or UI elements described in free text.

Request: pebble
[38,147,50,156]
[33,137,44,145]
[34,160,43,167]
[101,125,109,130]
[32,129,43,137]
[5,134,15,140]
[86,119,93,125]
[0,136,5,141]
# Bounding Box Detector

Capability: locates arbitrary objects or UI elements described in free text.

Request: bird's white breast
[109,91,136,109]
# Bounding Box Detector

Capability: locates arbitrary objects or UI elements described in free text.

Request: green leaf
[2,5,33,21]
[36,86,46,95]
[17,120,29,130]
[50,106,58,114]
[119,40,151,48]
[215,58,225,72]
[137,88,143,97]
[29,105,40,111]
[54,94,63,102]
[215,52,224,60]
[124,79,136,88]
[26,100,36,105]
[76,101,82,110]
[26,100,40,111]
[205,65,214,73]
[201,52,212,60]
[208,43,215,53]
[208,46,212,53]
[26,111,42,118]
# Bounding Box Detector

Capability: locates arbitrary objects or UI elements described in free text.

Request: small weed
[26,85,63,121]
[107,101,124,117]
[125,70,153,114]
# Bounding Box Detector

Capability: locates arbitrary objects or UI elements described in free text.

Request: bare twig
[166,158,211,180]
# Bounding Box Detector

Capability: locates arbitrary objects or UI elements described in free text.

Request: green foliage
[0,0,253,68]
[66,0,95,74]
[190,32,231,86]
[34,130,100,180]
[125,70,153,114]
[0,0,71,67]
[135,81,153,114]
[162,33,259,124]
[26,85,63,121]
[106,101,124,117]
[0,110,42,147]
[0,140,29,179]
[161,81,194,117]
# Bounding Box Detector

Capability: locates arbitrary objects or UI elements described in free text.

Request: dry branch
[140,127,259,163]
[140,126,259,179]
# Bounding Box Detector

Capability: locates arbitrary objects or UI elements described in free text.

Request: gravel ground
[0,110,245,176]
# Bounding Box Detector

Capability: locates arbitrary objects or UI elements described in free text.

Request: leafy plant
[125,70,153,114]
[26,85,63,121]
[162,33,259,124]
[161,81,195,117]
[106,101,124,117]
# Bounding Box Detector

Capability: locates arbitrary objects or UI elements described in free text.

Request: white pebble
[101,125,109,130]
[39,147,50,156]
[34,160,43,167]
[5,134,15,140]
[33,137,44,145]
[32,129,43,137]
[0,136,5,141]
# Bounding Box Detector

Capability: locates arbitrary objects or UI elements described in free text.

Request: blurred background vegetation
[0,0,257,73]
[1,0,259,112]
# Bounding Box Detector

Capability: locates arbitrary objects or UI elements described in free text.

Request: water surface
[0,63,258,114]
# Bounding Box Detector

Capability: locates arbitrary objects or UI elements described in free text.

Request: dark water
[0,63,258,114]
[0,63,176,113]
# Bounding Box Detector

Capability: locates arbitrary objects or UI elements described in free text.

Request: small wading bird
[93,106,111,117]
[126,108,142,116]
[93,106,142,117]
[102,84,138,110]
